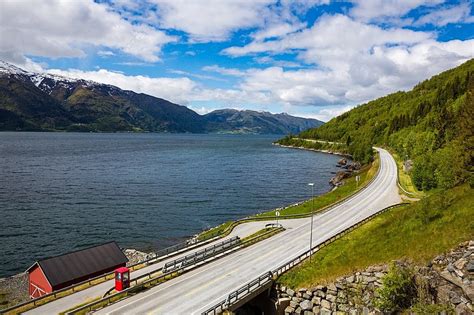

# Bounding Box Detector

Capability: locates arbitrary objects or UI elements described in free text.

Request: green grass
[390,150,425,199]
[197,221,233,241]
[242,227,282,243]
[278,184,474,288]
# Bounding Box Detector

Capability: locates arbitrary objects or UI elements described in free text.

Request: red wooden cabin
[27,241,128,298]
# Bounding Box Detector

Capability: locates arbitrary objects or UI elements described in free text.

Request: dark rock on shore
[337,158,347,166]
[329,171,351,187]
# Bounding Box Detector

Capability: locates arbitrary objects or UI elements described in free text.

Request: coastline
[272,142,352,159]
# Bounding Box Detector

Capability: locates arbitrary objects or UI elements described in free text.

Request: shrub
[374,263,417,313]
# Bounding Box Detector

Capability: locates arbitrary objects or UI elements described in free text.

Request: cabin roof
[27,241,128,287]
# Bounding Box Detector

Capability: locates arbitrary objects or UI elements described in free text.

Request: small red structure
[115,267,130,291]
[27,242,128,299]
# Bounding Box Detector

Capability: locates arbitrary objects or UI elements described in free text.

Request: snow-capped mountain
[0,60,323,133]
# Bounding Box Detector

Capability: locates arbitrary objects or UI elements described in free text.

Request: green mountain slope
[204,109,323,134]
[283,59,474,190]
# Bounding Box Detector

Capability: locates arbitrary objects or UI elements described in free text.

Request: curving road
[94,147,401,314]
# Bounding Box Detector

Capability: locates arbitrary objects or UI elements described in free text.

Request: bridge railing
[66,229,282,314]
[201,203,407,315]
[163,237,240,272]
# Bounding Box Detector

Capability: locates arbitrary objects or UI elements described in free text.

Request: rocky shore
[276,240,474,314]
[328,158,361,187]
[274,143,360,188]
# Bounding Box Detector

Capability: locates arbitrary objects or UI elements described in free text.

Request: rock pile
[123,248,156,266]
[277,240,473,314]
[0,272,29,306]
[278,265,387,315]
[330,159,361,187]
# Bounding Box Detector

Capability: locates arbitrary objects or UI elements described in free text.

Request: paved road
[95,148,401,314]
[25,210,308,314]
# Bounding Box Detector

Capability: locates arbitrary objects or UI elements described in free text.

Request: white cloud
[139,0,326,42]
[349,0,443,22]
[97,50,116,57]
[415,2,474,26]
[148,0,274,42]
[0,0,175,63]
[251,22,304,41]
[291,105,354,122]
[220,13,474,112]
[203,65,247,77]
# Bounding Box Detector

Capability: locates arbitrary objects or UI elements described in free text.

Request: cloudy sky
[0,0,473,121]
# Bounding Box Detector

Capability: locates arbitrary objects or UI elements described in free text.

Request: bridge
[23,147,400,314]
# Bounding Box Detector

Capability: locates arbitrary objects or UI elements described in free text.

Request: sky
[0,0,473,121]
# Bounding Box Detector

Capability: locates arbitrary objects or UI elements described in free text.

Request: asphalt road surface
[93,147,401,314]
[25,208,308,314]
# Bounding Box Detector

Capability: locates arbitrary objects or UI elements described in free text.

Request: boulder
[329,171,351,186]
[327,283,337,291]
[320,308,331,315]
[300,299,313,311]
[287,288,295,297]
[466,261,474,272]
[311,297,321,305]
[338,158,347,166]
[315,290,326,298]
[320,299,331,309]
[284,306,294,314]
[346,275,355,283]
[326,294,336,303]
[454,258,467,270]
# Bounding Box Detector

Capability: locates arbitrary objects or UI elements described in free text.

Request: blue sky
[0,0,473,121]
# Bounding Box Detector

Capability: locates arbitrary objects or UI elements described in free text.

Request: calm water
[0,132,340,277]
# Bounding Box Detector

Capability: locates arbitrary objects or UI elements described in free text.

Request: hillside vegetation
[280,59,474,191]
[278,183,474,288]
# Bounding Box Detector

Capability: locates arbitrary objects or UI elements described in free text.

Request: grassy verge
[277,184,474,288]
[242,227,283,243]
[390,150,425,199]
[197,221,233,241]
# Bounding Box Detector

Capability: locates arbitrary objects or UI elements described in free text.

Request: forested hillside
[280,59,473,191]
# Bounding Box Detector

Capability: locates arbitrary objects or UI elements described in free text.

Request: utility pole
[308,183,314,262]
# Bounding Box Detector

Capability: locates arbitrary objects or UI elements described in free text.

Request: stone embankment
[276,240,473,314]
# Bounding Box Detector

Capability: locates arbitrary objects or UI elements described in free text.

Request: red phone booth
[115,267,130,291]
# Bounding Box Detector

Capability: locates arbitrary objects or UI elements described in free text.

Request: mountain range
[0,61,322,134]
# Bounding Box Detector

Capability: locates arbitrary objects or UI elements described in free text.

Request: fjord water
[0,132,340,277]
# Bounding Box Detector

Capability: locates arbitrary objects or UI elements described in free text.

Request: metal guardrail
[202,203,408,315]
[163,237,240,273]
[67,229,283,315]
[101,237,242,298]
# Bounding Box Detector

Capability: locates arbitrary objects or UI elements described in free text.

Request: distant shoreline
[273,142,352,159]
